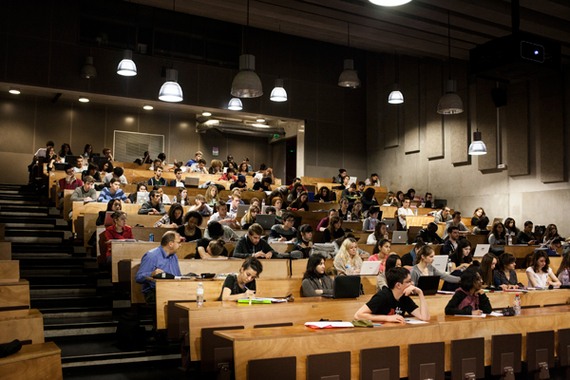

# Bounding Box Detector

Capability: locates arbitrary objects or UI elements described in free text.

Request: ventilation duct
[196,119,285,138]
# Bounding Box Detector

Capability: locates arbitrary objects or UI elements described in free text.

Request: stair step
[4,223,57,229]
[43,310,113,319]
[31,288,97,296]
[5,236,63,243]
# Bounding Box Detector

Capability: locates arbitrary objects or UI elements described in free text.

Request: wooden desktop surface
[216,304,570,380]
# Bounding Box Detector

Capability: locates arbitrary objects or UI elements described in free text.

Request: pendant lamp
[117,50,137,76]
[468,131,487,155]
[338,23,360,88]
[388,53,404,104]
[228,98,243,111]
[270,79,287,102]
[158,69,183,102]
[81,56,97,79]
[437,11,463,115]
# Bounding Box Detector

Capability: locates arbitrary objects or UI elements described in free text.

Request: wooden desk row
[216,304,570,380]
[175,289,570,364]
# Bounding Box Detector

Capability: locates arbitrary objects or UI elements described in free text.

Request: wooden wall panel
[506,81,530,176]
[425,59,444,159]
[449,62,469,165]
[539,74,565,183]
[403,56,420,154]
[476,78,497,171]
[366,54,381,154]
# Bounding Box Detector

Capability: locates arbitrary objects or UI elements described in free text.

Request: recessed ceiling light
[143,105,153,110]
[78,97,89,103]
[8,87,20,95]
[202,111,212,117]
[256,118,265,123]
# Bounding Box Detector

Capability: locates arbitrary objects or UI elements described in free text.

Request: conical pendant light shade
[270,79,287,102]
[437,79,464,114]
[468,131,487,155]
[158,69,183,102]
[338,59,360,88]
[231,54,263,98]
[117,50,137,76]
[81,56,97,79]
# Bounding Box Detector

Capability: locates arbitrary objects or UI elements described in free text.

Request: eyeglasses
[66,170,74,174]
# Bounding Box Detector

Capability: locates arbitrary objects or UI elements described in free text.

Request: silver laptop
[473,244,490,258]
[256,214,276,230]
[432,255,449,273]
[236,204,250,219]
[184,177,200,188]
[392,231,408,245]
[358,261,381,276]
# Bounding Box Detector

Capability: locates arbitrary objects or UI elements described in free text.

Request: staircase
[0,184,181,376]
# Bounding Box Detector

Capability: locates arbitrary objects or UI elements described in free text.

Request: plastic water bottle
[345,264,352,275]
[261,198,265,208]
[507,234,513,246]
[347,211,351,221]
[446,258,453,274]
[562,268,569,286]
[414,208,418,216]
[149,234,154,242]
[513,294,521,316]
[197,282,204,307]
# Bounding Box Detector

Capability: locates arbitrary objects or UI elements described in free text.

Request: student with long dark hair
[448,239,473,271]
[361,187,379,213]
[526,250,561,288]
[219,257,263,300]
[376,254,402,292]
[314,186,334,202]
[323,216,344,243]
[301,254,333,297]
[488,222,506,245]
[444,267,492,315]
[494,253,522,289]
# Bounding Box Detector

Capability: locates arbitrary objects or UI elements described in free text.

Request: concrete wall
[366,54,570,236]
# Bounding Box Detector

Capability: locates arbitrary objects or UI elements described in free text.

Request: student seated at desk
[556,245,570,282]
[82,163,101,182]
[293,224,313,258]
[172,187,189,206]
[444,267,492,316]
[442,212,469,240]
[219,168,237,182]
[196,238,228,259]
[434,206,452,224]
[487,222,506,245]
[135,232,182,305]
[337,198,350,221]
[542,238,562,257]
[287,191,309,211]
[102,167,127,185]
[369,238,391,270]
[448,239,473,272]
[268,212,297,243]
[517,220,538,245]
[98,178,129,203]
[333,175,350,191]
[177,211,202,242]
[104,211,134,263]
[70,175,96,203]
[362,207,380,232]
[189,159,208,174]
[287,183,304,203]
[227,192,243,214]
[314,186,334,203]
[154,186,171,205]
[333,238,362,275]
[382,191,398,207]
[154,203,183,228]
[494,253,523,289]
[204,221,239,241]
[95,199,122,226]
[415,222,443,244]
[301,254,333,297]
[504,217,519,238]
[340,183,357,200]
[354,267,430,323]
[204,185,219,207]
[365,173,380,187]
[526,250,561,288]
[351,200,363,221]
[543,223,561,244]
[410,246,460,286]
[241,205,260,230]
[397,197,414,230]
[139,190,166,215]
[219,257,263,301]
[148,166,167,186]
[361,187,379,214]
[441,226,460,256]
[189,194,213,216]
[323,216,344,243]
[169,168,185,187]
[400,239,425,269]
[376,254,402,292]
[230,175,247,191]
[128,183,148,204]
[317,209,338,232]
[234,223,278,259]
[59,164,84,195]
[480,253,498,288]
[366,221,388,245]
[253,176,272,192]
[209,201,239,229]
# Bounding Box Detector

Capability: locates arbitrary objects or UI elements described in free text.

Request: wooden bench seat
[0,309,44,345]
[0,280,30,311]
[0,260,19,282]
[0,342,62,380]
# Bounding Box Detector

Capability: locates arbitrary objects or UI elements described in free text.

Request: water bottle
[345,264,352,275]
[149,234,154,242]
[197,282,204,307]
[562,268,569,286]
[347,211,351,221]
[261,198,265,208]
[513,294,521,316]
[446,258,453,274]
[507,234,513,246]
[414,208,418,216]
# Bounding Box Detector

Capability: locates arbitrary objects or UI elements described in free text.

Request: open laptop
[332,275,361,298]
[358,261,381,276]
[184,177,199,188]
[392,231,408,244]
[382,218,396,232]
[473,244,491,258]
[235,204,250,220]
[416,275,440,295]
[256,214,276,230]
[432,255,449,273]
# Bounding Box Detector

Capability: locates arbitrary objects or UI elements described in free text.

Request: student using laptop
[333,238,362,275]
[409,246,460,286]
[354,267,430,323]
[268,212,297,243]
[444,267,492,316]
[240,205,260,230]
[448,239,473,271]
[301,254,333,297]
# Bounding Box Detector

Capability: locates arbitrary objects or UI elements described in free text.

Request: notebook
[416,275,440,296]
[392,231,408,244]
[358,261,381,276]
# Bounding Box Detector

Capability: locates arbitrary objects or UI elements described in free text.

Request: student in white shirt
[208,201,239,229]
[189,159,208,174]
[397,197,414,230]
[169,168,185,187]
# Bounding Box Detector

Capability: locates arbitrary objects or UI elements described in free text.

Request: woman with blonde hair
[240,205,260,230]
[333,238,362,275]
[208,159,223,174]
[205,184,219,207]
